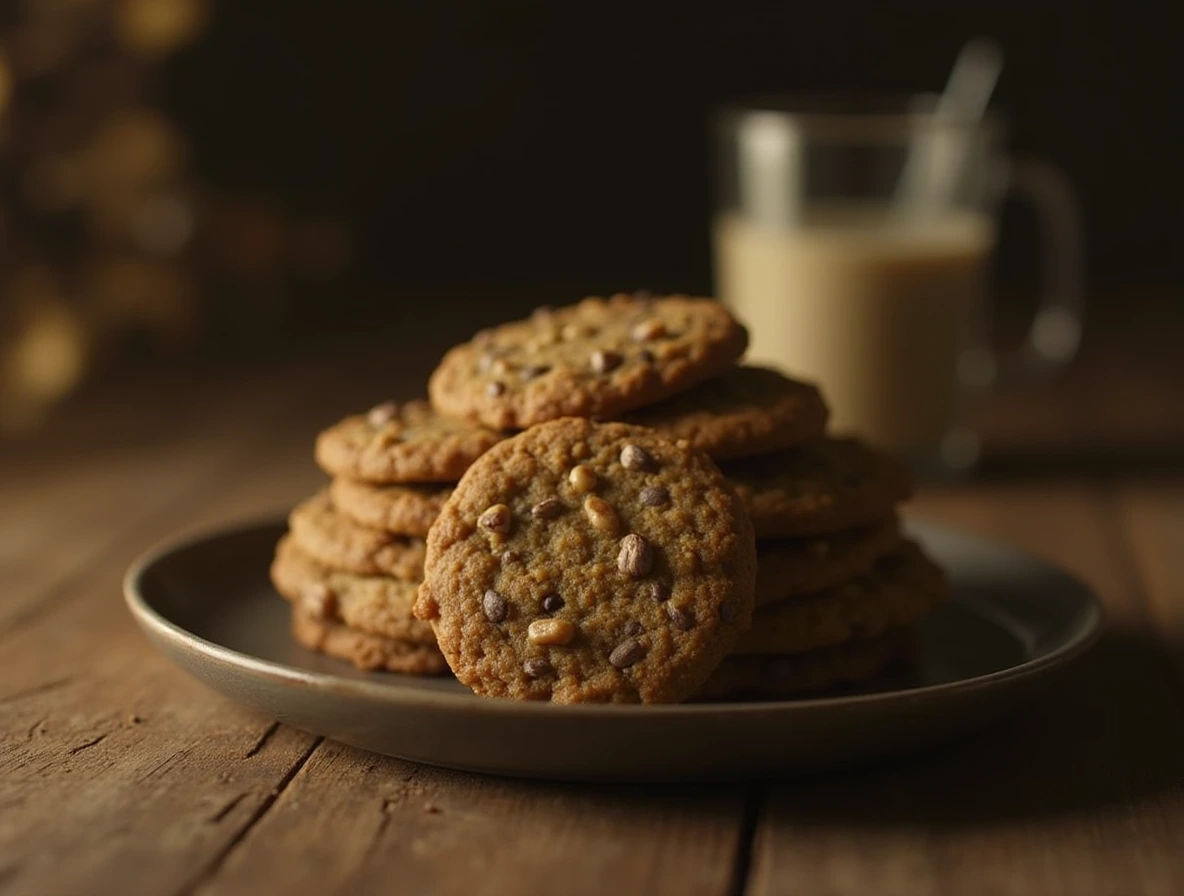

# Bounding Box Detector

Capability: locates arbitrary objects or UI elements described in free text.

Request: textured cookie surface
[754,518,904,607]
[734,542,945,655]
[290,606,448,674]
[271,535,435,643]
[288,490,426,579]
[315,400,504,484]
[724,438,913,537]
[695,629,916,701]
[330,477,450,537]
[428,294,749,430]
[415,418,757,703]
[626,366,828,460]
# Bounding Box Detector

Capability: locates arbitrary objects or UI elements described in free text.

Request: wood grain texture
[193,741,748,896]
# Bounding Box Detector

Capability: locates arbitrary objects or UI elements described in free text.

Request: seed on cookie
[531,498,564,520]
[486,381,506,397]
[617,533,653,577]
[590,349,623,374]
[649,581,671,602]
[623,620,643,637]
[568,464,598,493]
[639,485,670,507]
[666,604,694,630]
[482,589,508,623]
[367,402,398,427]
[584,495,619,533]
[479,503,512,535]
[301,583,337,620]
[523,658,552,678]
[541,593,565,613]
[620,444,655,472]
[528,618,576,645]
[609,639,646,669]
[631,319,666,341]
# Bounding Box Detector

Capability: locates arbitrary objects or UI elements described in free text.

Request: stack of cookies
[269,400,503,673]
[270,292,946,703]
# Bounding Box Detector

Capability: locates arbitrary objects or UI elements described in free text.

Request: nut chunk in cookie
[414,418,757,703]
[427,293,749,430]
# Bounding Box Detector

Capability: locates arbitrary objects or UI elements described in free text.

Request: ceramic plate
[124,518,1102,781]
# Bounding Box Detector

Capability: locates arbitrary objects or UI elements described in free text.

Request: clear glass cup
[712,95,1084,477]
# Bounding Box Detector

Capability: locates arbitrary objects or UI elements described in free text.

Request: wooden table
[2,299,1183,895]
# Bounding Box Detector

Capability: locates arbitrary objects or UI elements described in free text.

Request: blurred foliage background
[1,0,1179,432]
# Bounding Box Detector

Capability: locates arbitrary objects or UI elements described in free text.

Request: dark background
[168,0,1182,304]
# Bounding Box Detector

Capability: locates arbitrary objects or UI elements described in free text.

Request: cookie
[271,535,436,643]
[695,629,916,701]
[288,490,426,580]
[625,366,828,460]
[315,399,504,484]
[754,517,904,607]
[734,542,945,656]
[428,293,748,430]
[414,417,757,703]
[290,605,448,674]
[724,437,913,537]
[329,477,450,537]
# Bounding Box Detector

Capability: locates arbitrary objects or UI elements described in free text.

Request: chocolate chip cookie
[290,605,448,674]
[734,542,945,656]
[695,629,916,701]
[271,535,436,643]
[625,366,829,460]
[724,438,913,537]
[288,490,426,580]
[315,400,504,484]
[754,517,904,607]
[428,294,749,430]
[329,477,450,537]
[414,417,757,703]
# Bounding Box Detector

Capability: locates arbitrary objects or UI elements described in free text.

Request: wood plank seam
[726,784,765,896]
[174,736,325,896]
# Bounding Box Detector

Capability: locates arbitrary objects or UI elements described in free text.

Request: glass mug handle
[986,157,1087,386]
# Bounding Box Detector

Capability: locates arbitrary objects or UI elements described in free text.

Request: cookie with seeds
[754,518,904,607]
[695,629,916,701]
[428,293,749,430]
[724,438,913,538]
[271,535,436,643]
[734,542,945,656]
[414,418,757,703]
[315,399,504,484]
[288,490,426,580]
[329,477,450,537]
[290,605,448,674]
[625,366,828,460]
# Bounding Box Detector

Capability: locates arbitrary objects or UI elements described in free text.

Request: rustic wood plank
[188,740,748,896]
[748,482,1184,896]
[0,370,363,896]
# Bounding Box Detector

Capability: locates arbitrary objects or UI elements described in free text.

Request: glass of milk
[712,96,1084,477]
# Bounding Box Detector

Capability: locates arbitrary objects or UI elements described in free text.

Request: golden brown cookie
[428,294,749,430]
[625,366,828,460]
[315,399,504,484]
[290,605,448,674]
[329,477,450,537]
[695,629,916,701]
[288,490,426,580]
[270,535,436,643]
[734,542,945,656]
[415,418,757,703]
[724,438,913,537]
[754,518,904,607]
